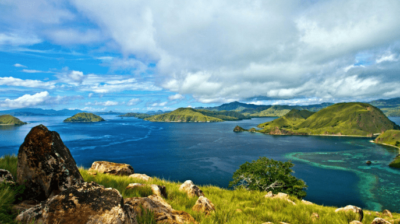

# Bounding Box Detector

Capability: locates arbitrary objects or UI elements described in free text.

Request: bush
[229,157,307,198]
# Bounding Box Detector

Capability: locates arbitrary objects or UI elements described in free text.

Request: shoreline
[255,131,375,138]
[371,140,400,152]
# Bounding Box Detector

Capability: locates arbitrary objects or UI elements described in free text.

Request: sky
[0,0,400,112]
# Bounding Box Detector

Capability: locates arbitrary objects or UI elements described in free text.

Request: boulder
[310,212,319,221]
[129,173,152,181]
[382,209,392,218]
[335,205,363,222]
[366,160,372,165]
[89,161,134,176]
[371,218,391,224]
[125,197,197,224]
[150,184,167,198]
[192,196,215,215]
[0,169,14,184]
[264,192,296,205]
[12,200,39,214]
[16,182,137,224]
[17,125,83,201]
[179,180,204,197]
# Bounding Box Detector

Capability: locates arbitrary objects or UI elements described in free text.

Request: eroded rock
[17,125,83,201]
[0,169,14,184]
[89,161,134,176]
[192,196,215,215]
[335,205,363,222]
[129,173,152,181]
[16,182,137,224]
[371,218,391,224]
[125,197,197,224]
[179,180,204,197]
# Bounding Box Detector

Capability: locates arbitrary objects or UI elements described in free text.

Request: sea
[1,115,400,212]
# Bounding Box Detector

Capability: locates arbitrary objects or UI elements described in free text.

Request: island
[118,113,152,119]
[236,103,400,137]
[374,130,400,168]
[144,108,249,122]
[0,114,27,125]
[64,112,105,123]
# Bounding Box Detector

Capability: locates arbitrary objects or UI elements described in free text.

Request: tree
[229,157,307,198]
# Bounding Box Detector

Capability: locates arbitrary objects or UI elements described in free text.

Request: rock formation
[126,183,167,198]
[382,209,392,218]
[89,161,134,176]
[233,125,246,132]
[125,197,197,224]
[264,191,296,205]
[129,173,152,181]
[335,205,363,222]
[192,196,215,215]
[371,218,391,224]
[0,169,14,184]
[179,180,204,197]
[17,125,83,201]
[16,182,137,224]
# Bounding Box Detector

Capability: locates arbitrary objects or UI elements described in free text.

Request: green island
[145,108,248,122]
[0,115,26,126]
[118,112,152,119]
[374,130,400,168]
[64,112,105,123]
[237,103,400,137]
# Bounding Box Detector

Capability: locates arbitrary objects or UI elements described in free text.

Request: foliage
[229,157,307,199]
[64,112,105,123]
[0,115,26,126]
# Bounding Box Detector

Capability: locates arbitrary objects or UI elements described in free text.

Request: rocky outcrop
[335,205,363,222]
[0,169,14,184]
[179,180,204,197]
[89,161,134,176]
[264,192,296,205]
[17,125,83,201]
[125,197,197,224]
[233,126,246,132]
[192,196,215,215]
[371,218,391,224]
[129,173,152,181]
[16,182,137,224]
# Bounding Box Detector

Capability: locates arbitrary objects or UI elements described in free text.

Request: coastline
[370,140,400,152]
[256,131,375,138]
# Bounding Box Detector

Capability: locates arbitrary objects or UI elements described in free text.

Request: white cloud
[45,29,105,45]
[127,98,141,106]
[376,54,397,63]
[22,69,50,73]
[86,101,119,106]
[151,102,168,107]
[56,70,86,84]
[0,91,49,108]
[168,94,184,100]
[82,77,161,93]
[0,33,41,46]
[88,93,93,98]
[0,76,55,89]
[13,63,26,68]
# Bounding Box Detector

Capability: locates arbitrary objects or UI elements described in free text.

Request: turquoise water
[0,115,399,211]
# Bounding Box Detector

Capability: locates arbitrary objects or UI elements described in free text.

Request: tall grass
[1,155,399,224]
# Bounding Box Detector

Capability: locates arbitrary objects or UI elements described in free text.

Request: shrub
[229,157,307,198]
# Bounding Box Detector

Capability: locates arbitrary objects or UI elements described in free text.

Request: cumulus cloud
[45,29,105,45]
[81,77,161,93]
[168,94,184,101]
[56,70,86,84]
[22,69,51,73]
[127,98,141,106]
[151,102,168,107]
[86,101,119,106]
[13,63,26,68]
[376,54,397,64]
[0,76,55,89]
[0,33,41,46]
[0,91,49,108]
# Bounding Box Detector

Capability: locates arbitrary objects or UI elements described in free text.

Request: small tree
[229,157,307,198]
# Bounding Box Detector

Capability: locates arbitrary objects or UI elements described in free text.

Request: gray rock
[0,169,14,184]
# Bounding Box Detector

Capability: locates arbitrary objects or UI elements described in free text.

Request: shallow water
[0,115,399,211]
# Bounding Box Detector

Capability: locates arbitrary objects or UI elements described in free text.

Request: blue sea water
[1,116,400,212]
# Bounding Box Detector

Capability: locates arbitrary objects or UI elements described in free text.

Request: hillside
[257,109,315,134]
[118,113,152,119]
[0,115,27,125]
[374,130,400,168]
[196,109,250,121]
[258,103,400,136]
[64,112,105,123]
[245,105,291,117]
[145,108,223,122]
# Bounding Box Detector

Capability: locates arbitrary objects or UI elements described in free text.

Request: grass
[374,130,400,168]
[1,155,400,223]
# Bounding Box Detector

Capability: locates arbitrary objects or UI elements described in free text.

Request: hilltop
[145,108,223,122]
[118,113,152,119]
[374,130,400,168]
[0,115,27,125]
[256,103,400,136]
[64,112,105,123]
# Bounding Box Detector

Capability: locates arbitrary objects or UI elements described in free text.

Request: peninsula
[64,112,105,123]
[374,130,400,168]
[0,115,27,125]
[145,108,248,122]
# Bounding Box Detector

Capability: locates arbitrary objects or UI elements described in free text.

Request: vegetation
[258,103,400,136]
[64,112,105,123]
[0,115,26,126]
[145,108,249,122]
[374,130,400,168]
[1,155,399,223]
[229,157,307,199]
[118,113,152,119]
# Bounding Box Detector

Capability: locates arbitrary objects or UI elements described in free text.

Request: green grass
[1,155,400,223]
[64,112,105,123]
[0,115,26,126]
[374,130,400,168]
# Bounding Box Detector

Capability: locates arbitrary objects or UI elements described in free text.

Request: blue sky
[1,0,400,112]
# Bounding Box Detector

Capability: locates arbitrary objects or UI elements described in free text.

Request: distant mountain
[370,98,400,108]
[94,111,123,115]
[145,108,223,122]
[257,103,399,136]
[0,115,27,125]
[64,113,105,123]
[0,108,84,116]
[118,113,152,119]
